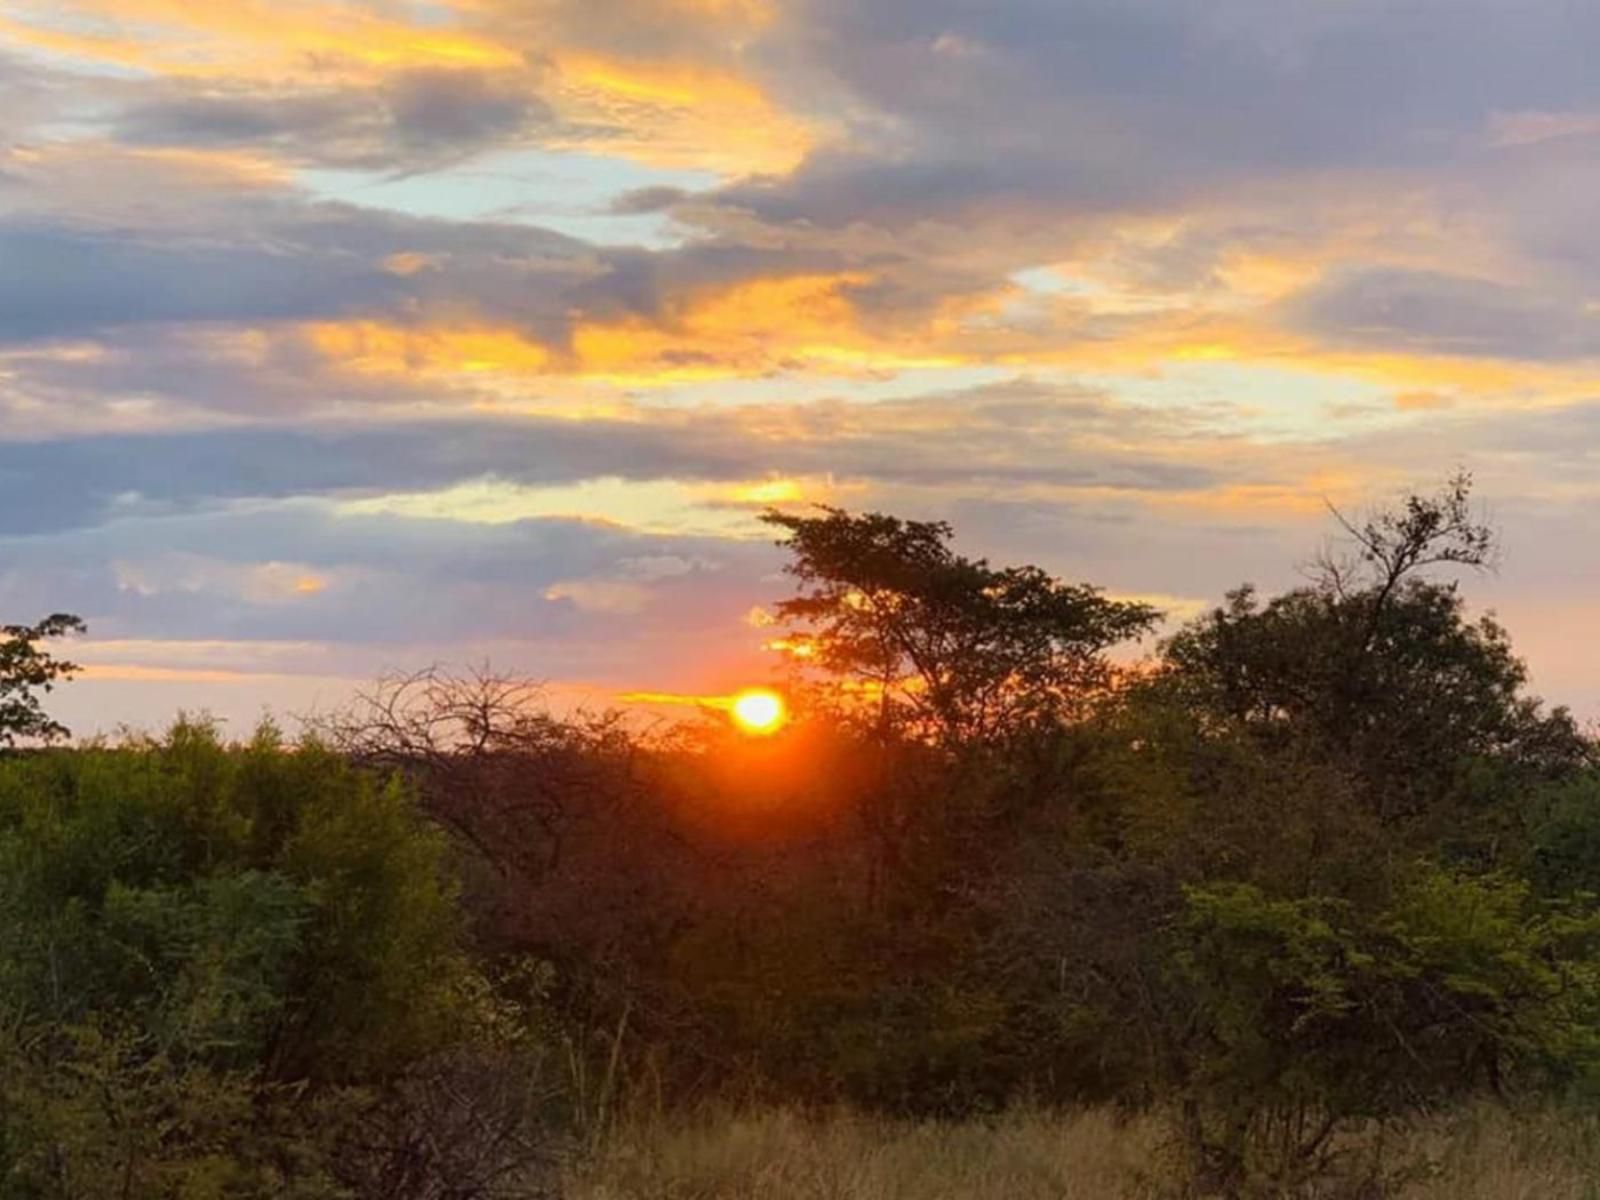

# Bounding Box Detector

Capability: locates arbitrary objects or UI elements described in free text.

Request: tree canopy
[762,506,1159,744]
[1158,474,1585,827]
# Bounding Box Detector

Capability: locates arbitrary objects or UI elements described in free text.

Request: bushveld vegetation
[4,473,1600,1198]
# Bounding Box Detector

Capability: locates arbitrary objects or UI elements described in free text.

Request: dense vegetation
[5,474,1600,1198]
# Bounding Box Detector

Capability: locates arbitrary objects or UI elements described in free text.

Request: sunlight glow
[731,688,787,735]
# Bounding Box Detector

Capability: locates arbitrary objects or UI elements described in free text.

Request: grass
[1403,1105,1600,1200]
[567,1104,1600,1199]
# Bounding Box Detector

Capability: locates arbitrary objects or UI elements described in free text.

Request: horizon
[8,1,1600,735]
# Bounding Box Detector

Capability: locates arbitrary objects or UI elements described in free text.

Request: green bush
[1167,866,1600,1194]
[0,720,555,1197]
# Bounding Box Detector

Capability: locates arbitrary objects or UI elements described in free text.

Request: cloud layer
[7,0,1600,730]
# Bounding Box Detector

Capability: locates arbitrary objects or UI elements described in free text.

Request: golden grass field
[568,1104,1600,1199]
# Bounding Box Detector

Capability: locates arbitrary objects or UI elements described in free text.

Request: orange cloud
[546,51,815,173]
[763,637,817,659]
[3,1,813,175]
[78,663,255,684]
[728,478,805,504]
[302,272,937,389]
[304,322,553,376]
[1394,390,1455,412]
[0,0,517,78]
[566,271,969,381]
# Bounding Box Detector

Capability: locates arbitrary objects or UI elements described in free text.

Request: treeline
[5,474,1600,1198]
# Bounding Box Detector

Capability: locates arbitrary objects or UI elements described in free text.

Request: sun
[730,688,787,735]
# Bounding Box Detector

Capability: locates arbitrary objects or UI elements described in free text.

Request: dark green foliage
[1158,476,1585,836]
[0,720,558,1198]
[1160,580,1583,832]
[1527,774,1600,896]
[1165,867,1600,1192]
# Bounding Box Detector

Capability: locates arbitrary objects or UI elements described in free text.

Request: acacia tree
[762,507,1159,745]
[0,613,85,747]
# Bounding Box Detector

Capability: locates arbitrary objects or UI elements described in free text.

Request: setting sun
[731,688,787,735]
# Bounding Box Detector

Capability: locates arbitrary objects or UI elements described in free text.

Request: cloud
[0,224,400,342]
[15,0,1600,730]
[0,378,1222,536]
[0,149,606,353]
[5,0,812,175]
[1285,267,1600,361]
[113,69,555,170]
[609,185,690,214]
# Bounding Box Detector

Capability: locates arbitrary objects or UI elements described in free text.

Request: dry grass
[569,1107,1164,1199]
[567,1104,1600,1199]
[1401,1105,1600,1200]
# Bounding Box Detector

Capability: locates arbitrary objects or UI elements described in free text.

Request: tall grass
[567,1104,1600,1199]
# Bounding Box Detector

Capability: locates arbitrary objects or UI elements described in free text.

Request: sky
[5,0,1600,735]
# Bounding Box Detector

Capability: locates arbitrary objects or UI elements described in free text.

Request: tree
[762,507,1159,745]
[1158,475,1584,829]
[948,478,1600,1194]
[1314,469,1497,621]
[311,665,641,885]
[0,613,84,747]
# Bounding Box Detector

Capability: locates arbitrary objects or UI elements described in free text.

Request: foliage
[762,507,1159,744]
[9,478,1600,1198]
[1158,477,1585,833]
[0,614,84,748]
[1528,774,1600,897]
[0,720,562,1197]
[0,1023,344,1200]
[1167,867,1600,1194]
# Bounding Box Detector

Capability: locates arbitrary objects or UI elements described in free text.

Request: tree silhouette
[0,613,84,747]
[763,507,1158,744]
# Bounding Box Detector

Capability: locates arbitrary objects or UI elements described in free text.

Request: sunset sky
[6,0,1600,733]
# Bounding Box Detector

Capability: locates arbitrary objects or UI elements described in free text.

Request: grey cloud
[0,501,773,650]
[0,54,77,145]
[0,157,869,355]
[0,380,1218,536]
[0,225,400,341]
[0,196,599,346]
[0,326,453,423]
[112,69,552,170]
[115,93,363,146]
[1284,267,1600,360]
[388,70,545,154]
[691,0,1600,232]
[609,186,689,215]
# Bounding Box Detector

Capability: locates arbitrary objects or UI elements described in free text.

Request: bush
[0,720,561,1197]
[1166,866,1600,1194]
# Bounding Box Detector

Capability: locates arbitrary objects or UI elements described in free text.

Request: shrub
[0,720,560,1197]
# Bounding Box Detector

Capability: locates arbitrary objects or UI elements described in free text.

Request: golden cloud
[3,0,814,175]
[545,51,816,174]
